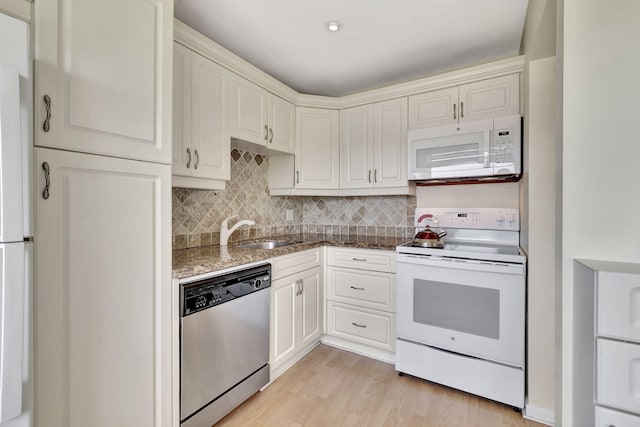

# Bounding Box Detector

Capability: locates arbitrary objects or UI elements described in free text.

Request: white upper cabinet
[230,74,268,146]
[374,98,408,188]
[407,87,459,129]
[34,0,173,164]
[341,98,408,189]
[295,107,340,189]
[408,74,519,130]
[230,74,295,153]
[267,94,295,154]
[340,104,374,189]
[173,43,230,188]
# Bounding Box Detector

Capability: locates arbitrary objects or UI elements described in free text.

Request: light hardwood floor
[216,345,546,427]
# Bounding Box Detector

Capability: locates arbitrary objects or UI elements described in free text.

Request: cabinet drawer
[327,267,395,312]
[598,271,640,343]
[596,338,640,414]
[327,247,395,273]
[596,406,640,427]
[326,301,395,351]
[270,248,321,280]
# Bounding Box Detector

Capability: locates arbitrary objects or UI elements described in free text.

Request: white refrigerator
[0,12,32,427]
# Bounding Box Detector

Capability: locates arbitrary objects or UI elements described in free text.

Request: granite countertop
[172,233,408,279]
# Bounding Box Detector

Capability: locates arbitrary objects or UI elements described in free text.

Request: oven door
[396,254,525,367]
[408,119,493,180]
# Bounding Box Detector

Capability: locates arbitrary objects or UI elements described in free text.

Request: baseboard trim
[320,335,395,364]
[524,404,555,426]
[267,341,321,384]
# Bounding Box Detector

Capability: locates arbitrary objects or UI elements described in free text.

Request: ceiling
[174,0,529,97]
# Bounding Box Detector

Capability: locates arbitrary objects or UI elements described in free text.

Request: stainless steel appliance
[396,208,526,408]
[407,115,521,182]
[180,264,271,427]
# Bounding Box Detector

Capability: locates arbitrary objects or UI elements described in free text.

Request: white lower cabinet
[574,260,640,427]
[270,248,323,379]
[326,301,394,351]
[34,148,174,427]
[324,247,396,361]
[596,406,640,427]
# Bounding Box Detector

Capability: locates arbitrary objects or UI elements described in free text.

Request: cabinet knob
[194,149,199,170]
[269,128,273,144]
[453,103,456,120]
[264,125,268,141]
[186,148,191,168]
[460,101,464,118]
[296,170,300,184]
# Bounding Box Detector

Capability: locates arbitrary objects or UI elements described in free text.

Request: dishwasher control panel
[180,264,271,316]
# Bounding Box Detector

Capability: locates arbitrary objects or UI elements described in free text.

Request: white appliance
[407,115,521,182]
[396,208,526,409]
[0,12,32,427]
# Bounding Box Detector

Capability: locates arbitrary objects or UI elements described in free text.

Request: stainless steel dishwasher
[180,263,271,427]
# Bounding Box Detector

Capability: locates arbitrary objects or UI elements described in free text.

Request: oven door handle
[396,254,525,275]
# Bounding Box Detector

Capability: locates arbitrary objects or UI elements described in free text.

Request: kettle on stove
[412,214,447,248]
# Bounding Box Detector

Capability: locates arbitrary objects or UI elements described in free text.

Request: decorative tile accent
[230,148,241,161]
[172,148,416,248]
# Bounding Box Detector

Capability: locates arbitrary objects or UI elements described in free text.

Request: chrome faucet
[220,215,255,246]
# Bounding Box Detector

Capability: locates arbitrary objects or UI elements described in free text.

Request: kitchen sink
[234,240,302,250]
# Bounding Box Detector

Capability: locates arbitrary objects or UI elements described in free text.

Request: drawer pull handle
[352,257,367,262]
[42,162,51,199]
[352,322,367,328]
[43,95,52,132]
[350,286,364,291]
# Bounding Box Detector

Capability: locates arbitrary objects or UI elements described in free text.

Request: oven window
[413,279,500,339]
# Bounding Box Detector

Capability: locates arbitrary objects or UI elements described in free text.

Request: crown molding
[174,19,299,104]
[334,56,525,109]
[175,20,524,111]
[0,0,32,23]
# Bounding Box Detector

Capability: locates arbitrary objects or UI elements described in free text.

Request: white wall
[518,1,558,424]
[525,56,557,424]
[416,182,519,208]
[561,1,640,426]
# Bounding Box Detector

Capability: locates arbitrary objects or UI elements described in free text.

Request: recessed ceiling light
[325,20,343,32]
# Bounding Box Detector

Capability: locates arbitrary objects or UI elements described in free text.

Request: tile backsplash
[172,148,415,249]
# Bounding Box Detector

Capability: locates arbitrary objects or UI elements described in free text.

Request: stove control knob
[496,214,505,223]
[506,213,516,223]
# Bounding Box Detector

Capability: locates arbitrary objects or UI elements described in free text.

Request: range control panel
[415,208,520,231]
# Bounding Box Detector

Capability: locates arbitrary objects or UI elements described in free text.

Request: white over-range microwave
[407,115,521,181]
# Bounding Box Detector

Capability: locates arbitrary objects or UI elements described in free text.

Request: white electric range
[395,208,526,409]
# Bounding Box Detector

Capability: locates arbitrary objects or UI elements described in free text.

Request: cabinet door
[373,98,407,188]
[340,104,374,189]
[268,94,295,154]
[34,0,173,164]
[299,267,323,349]
[271,277,297,368]
[34,147,173,427]
[458,74,520,122]
[295,107,340,189]
[190,52,230,180]
[230,74,268,146]
[408,87,458,129]
[172,43,192,176]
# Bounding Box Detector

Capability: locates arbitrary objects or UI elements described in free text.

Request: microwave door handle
[484,129,492,168]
